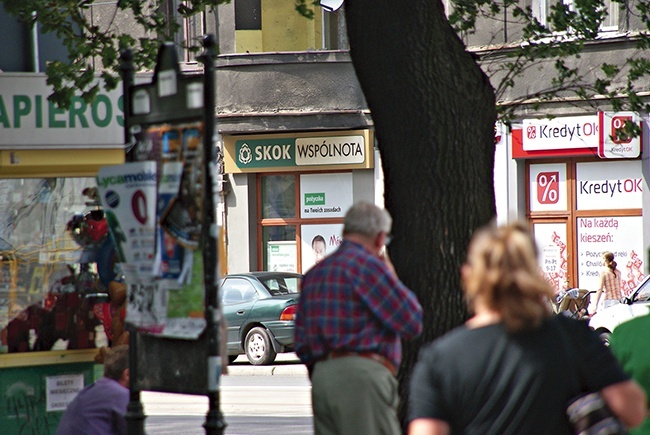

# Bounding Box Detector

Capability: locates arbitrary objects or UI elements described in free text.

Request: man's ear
[120,368,130,388]
[375,232,386,251]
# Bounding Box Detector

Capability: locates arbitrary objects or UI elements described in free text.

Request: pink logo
[537,172,559,204]
[611,116,633,144]
[526,125,537,139]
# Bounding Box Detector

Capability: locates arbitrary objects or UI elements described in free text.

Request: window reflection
[0,177,112,354]
[261,175,295,219]
[262,226,296,272]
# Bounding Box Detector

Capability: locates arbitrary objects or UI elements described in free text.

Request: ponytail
[602,251,617,275]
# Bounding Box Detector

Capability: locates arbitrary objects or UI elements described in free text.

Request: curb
[226,364,308,377]
[224,353,308,377]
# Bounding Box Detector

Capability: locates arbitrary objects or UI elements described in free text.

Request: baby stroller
[554,288,593,320]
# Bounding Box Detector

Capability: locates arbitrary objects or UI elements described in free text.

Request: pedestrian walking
[295,201,423,435]
[593,251,623,313]
[408,222,646,435]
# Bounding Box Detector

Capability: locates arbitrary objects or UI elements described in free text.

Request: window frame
[531,0,619,33]
[256,171,348,273]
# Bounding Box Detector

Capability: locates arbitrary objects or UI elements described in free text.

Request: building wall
[0,4,68,73]
[8,2,642,279]
[216,50,371,133]
[461,2,650,287]
[234,0,323,53]
[225,173,258,273]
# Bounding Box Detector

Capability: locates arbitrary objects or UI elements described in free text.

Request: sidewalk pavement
[226,352,309,377]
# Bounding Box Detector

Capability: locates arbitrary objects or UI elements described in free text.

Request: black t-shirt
[408,315,629,434]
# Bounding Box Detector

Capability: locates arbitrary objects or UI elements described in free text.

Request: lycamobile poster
[97,161,166,332]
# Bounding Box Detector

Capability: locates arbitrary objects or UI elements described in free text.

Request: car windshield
[259,276,301,296]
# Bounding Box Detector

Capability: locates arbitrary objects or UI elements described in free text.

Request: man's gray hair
[104,345,129,381]
[343,201,392,237]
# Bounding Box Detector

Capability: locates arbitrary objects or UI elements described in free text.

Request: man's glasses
[384,233,392,246]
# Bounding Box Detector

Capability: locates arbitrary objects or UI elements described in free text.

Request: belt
[327,351,398,376]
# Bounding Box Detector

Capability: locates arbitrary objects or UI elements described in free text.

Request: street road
[143,353,313,434]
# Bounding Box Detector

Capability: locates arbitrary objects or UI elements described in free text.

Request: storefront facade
[223,129,382,274]
[503,113,649,295]
[0,74,124,432]
[216,51,381,274]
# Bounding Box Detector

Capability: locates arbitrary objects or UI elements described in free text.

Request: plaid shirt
[295,240,423,369]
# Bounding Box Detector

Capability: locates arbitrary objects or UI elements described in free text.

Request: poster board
[576,216,644,296]
[300,224,343,273]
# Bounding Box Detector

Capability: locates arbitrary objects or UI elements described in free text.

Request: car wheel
[245,327,277,365]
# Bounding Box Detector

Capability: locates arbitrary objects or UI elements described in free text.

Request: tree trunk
[344,0,497,428]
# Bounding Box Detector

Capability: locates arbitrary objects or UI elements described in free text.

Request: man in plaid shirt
[295,201,423,435]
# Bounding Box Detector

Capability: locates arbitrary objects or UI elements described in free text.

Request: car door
[221,277,258,352]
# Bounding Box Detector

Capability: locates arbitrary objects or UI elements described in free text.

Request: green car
[220,271,302,365]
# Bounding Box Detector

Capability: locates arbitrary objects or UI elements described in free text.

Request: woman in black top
[407,222,646,435]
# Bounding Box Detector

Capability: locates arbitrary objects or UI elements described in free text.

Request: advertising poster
[46,374,85,411]
[576,160,642,210]
[300,173,353,219]
[120,122,207,338]
[267,241,297,272]
[96,161,158,273]
[576,216,644,296]
[158,125,203,250]
[529,163,568,212]
[153,161,184,282]
[301,224,343,273]
[533,223,568,293]
[96,161,166,332]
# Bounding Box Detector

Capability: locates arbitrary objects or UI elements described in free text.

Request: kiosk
[0,73,124,433]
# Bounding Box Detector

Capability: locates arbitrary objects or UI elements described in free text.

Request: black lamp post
[198,34,227,435]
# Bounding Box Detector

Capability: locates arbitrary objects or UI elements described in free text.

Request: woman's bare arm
[601,379,647,429]
[408,418,451,435]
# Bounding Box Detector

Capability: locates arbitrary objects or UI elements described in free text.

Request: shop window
[262,225,297,272]
[261,175,295,219]
[258,172,350,273]
[529,159,643,294]
[0,177,115,354]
